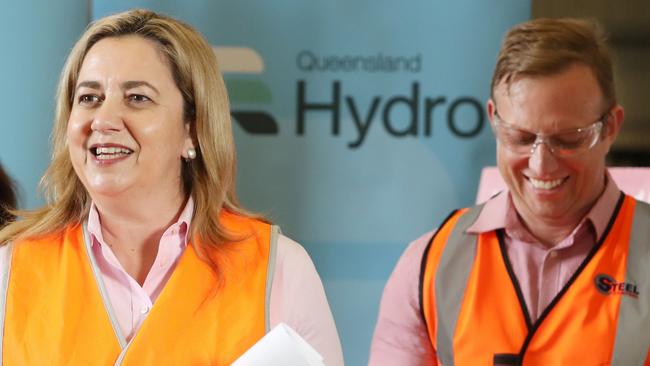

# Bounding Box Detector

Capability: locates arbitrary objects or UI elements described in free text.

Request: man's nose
[528,137,559,174]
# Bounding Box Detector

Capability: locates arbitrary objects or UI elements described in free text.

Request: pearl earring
[187,148,197,160]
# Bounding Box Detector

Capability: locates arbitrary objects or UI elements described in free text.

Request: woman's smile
[89,144,134,164]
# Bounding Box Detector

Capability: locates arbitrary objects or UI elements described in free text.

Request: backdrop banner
[93,2,530,364]
[0,1,89,208]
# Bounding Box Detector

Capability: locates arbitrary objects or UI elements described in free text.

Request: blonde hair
[491,18,616,110]
[0,9,261,256]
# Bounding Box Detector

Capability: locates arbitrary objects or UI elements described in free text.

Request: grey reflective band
[265,225,280,333]
[82,223,127,348]
[0,243,13,366]
[611,200,650,363]
[435,204,485,366]
[113,338,135,366]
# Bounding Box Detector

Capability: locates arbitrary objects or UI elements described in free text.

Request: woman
[0,9,343,365]
[0,163,16,227]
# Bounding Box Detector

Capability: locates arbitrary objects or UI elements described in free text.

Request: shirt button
[549,251,558,259]
[140,307,150,315]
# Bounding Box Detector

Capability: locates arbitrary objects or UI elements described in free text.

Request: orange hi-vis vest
[421,194,650,365]
[0,212,279,365]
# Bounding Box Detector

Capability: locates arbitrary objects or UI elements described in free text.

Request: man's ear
[604,104,624,144]
[486,99,497,123]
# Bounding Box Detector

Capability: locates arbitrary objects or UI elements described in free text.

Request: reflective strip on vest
[422,195,650,365]
[612,200,650,364]
[435,204,484,366]
[0,243,12,366]
[265,225,280,333]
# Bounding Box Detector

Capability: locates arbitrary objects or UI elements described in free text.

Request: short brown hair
[491,18,616,109]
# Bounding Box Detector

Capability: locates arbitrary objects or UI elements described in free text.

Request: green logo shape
[214,46,278,135]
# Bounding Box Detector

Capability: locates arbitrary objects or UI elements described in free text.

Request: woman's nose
[90,98,124,133]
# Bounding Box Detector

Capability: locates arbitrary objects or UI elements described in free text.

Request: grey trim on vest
[0,243,13,366]
[265,225,280,333]
[113,337,135,366]
[435,204,485,366]
[611,200,650,364]
[82,223,128,349]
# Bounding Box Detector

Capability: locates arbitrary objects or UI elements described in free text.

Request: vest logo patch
[595,274,639,298]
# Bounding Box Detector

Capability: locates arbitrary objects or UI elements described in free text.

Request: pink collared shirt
[86,198,344,366]
[369,176,621,365]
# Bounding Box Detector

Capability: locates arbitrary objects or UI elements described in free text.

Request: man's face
[488,63,623,227]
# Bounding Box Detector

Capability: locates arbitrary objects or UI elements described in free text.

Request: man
[370,18,650,365]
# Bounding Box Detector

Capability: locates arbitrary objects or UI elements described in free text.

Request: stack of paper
[232,323,325,366]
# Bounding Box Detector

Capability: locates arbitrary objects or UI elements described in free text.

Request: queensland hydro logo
[214,47,279,135]
[215,47,486,148]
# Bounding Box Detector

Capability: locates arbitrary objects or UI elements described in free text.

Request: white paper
[231,323,325,366]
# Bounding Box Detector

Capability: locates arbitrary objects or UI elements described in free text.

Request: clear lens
[494,125,536,154]
[547,122,602,156]
[493,117,603,157]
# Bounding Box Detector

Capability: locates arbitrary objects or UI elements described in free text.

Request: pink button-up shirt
[87,199,193,341]
[85,198,344,366]
[369,176,621,365]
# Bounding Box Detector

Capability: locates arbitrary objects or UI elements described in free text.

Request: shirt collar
[467,171,621,243]
[585,171,621,240]
[87,196,195,248]
[466,189,509,234]
[86,202,105,246]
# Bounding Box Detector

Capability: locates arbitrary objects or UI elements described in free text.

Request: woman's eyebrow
[74,80,160,95]
[122,80,160,95]
[75,80,101,91]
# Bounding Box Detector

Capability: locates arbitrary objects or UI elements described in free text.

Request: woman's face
[67,35,194,203]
